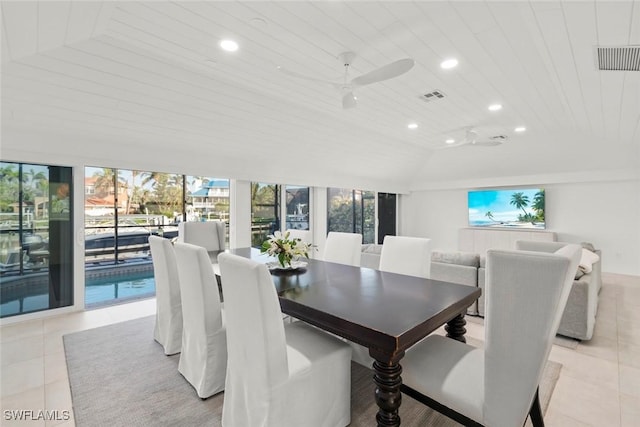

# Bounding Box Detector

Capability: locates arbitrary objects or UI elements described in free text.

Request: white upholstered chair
[148,236,183,355]
[177,221,225,251]
[400,244,581,427]
[217,253,352,427]
[173,242,227,399]
[285,229,312,243]
[323,231,362,266]
[379,235,432,278]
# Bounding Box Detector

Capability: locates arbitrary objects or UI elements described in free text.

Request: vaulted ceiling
[2,1,639,192]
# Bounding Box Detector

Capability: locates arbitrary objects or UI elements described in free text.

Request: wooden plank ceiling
[1,1,639,191]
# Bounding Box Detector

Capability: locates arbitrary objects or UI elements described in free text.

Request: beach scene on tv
[468,188,545,229]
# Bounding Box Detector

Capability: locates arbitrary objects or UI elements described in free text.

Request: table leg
[373,358,403,427]
[445,313,467,343]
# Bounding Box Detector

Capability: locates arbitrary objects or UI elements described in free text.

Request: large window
[327,188,376,244]
[285,185,309,230]
[84,167,229,307]
[251,183,311,248]
[186,176,230,247]
[251,183,280,247]
[0,162,73,318]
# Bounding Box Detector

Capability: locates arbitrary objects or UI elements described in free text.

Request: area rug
[64,316,561,427]
[465,315,580,349]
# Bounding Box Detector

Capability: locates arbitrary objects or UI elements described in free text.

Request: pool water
[85,271,156,307]
[0,270,156,317]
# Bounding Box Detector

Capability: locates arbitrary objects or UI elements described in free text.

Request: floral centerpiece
[261,231,312,268]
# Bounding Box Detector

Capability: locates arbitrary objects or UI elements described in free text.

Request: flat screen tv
[468,188,545,229]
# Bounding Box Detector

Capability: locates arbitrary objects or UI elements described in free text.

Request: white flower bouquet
[260,231,312,268]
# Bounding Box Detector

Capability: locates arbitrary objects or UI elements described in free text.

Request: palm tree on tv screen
[533,190,545,222]
[510,192,530,219]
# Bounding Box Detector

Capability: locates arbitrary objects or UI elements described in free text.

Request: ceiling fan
[277,51,415,109]
[437,128,508,149]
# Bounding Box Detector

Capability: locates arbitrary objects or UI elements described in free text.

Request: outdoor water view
[0,161,74,318]
[2,163,384,317]
[0,162,231,317]
[84,167,230,307]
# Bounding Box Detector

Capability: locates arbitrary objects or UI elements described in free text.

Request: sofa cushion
[431,251,479,268]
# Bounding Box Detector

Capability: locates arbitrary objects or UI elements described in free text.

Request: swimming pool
[0,267,156,317]
[85,271,156,307]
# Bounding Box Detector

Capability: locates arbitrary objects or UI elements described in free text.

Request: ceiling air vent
[419,90,446,103]
[596,46,640,71]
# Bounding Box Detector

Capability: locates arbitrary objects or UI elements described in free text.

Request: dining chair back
[351,235,432,367]
[173,242,227,399]
[379,235,432,278]
[148,235,182,355]
[178,221,225,251]
[285,229,314,258]
[400,244,581,427]
[218,253,352,427]
[285,229,312,244]
[323,231,362,266]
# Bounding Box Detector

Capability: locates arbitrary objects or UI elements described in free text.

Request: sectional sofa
[361,240,602,341]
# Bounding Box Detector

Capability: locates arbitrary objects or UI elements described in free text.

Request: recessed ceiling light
[219,39,239,52]
[488,104,502,111]
[440,58,458,69]
[408,123,418,129]
[445,139,455,144]
[514,126,526,132]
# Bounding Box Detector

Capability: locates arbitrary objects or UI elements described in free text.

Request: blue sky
[468,188,543,223]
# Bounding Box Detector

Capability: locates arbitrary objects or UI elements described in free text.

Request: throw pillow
[578,247,600,274]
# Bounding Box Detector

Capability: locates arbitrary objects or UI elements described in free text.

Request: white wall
[400,179,640,276]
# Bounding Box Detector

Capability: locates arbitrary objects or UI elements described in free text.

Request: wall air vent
[596,46,640,71]
[419,90,446,102]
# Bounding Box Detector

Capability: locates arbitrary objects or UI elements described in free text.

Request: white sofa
[441,241,601,341]
[513,241,602,340]
[430,251,481,316]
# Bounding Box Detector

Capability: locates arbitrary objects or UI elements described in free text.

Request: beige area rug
[64,316,561,427]
[465,315,580,350]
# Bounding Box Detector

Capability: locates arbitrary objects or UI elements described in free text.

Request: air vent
[419,90,446,102]
[490,135,508,141]
[596,46,640,71]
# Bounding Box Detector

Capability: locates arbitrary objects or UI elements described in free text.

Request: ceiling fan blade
[342,92,357,109]
[351,58,415,86]
[473,140,503,147]
[276,66,341,89]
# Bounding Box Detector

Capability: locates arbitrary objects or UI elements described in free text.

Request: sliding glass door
[0,162,74,318]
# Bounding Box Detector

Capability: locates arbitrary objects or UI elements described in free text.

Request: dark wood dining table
[213,247,481,427]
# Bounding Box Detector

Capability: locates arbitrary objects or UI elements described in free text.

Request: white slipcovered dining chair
[173,242,227,399]
[379,235,432,278]
[323,231,362,266]
[178,220,225,251]
[285,229,313,244]
[217,253,352,427]
[148,236,183,355]
[400,244,581,427]
[352,235,432,367]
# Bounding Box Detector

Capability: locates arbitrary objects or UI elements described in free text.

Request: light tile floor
[1,273,639,427]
